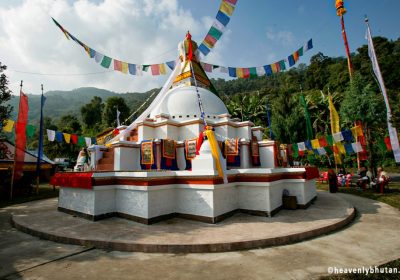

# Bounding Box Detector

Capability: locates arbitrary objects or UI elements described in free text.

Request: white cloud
[266,28,295,47]
[0,0,211,95]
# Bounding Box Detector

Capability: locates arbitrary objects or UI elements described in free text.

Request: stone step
[97,163,114,171]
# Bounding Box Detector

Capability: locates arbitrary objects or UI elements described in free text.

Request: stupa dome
[150,86,228,121]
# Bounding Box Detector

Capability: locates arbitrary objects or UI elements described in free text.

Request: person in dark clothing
[328,169,338,193]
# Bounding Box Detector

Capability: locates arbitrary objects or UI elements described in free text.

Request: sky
[0,0,399,95]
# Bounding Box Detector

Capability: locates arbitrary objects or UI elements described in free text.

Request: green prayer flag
[279,60,286,71]
[324,146,333,155]
[326,135,334,146]
[299,94,313,140]
[249,67,257,78]
[377,138,388,151]
[209,26,223,40]
[142,65,150,72]
[298,47,304,56]
[100,56,112,68]
[292,143,299,158]
[26,124,35,137]
[78,136,85,147]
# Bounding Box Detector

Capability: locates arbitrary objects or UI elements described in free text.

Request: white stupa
[56,33,318,224]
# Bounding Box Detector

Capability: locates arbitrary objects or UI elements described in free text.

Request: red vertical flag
[13,90,29,181]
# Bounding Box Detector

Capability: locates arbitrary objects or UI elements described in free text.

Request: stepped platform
[11,192,355,253]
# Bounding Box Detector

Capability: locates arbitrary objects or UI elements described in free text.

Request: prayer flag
[366,19,400,162]
[216,10,230,26]
[256,66,265,76]
[326,135,334,146]
[89,48,96,58]
[264,65,273,76]
[298,46,304,56]
[198,43,210,56]
[249,67,257,78]
[166,60,176,70]
[3,119,14,132]
[121,62,128,74]
[336,142,346,154]
[304,39,313,51]
[271,63,279,73]
[352,142,363,153]
[47,129,55,141]
[292,143,299,157]
[202,63,213,73]
[78,136,85,147]
[318,137,328,147]
[298,142,306,151]
[220,0,234,16]
[333,132,344,142]
[151,64,160,75]
[317,147,327,155]
[63,133,71,144]
[279,60,286,71]
[71,134,78,144]
[224,0,237,5]
[341,129,353,142]
[26,125,35,137]
[219,66,228,73]
[305,140,312,150]
[384,137,392,151]
[288,55,295,67]
[128,63,137,75]
[329,95,340,134]
[204,34,218,48]
[293,51,300,62]
[114,59,122,71]
[85,137,92,147]
[344,143,354,154]
[100,56,112,68]
[236,68,244,78]
[351,126,363,138]
[159,63,166,74]
[55,131,63,143]
[95,52,104,63]
[14,90,29,181]
[228,67,236,77]
[142,65,150,72]
[209,26,223,40]
[311,139,320,149]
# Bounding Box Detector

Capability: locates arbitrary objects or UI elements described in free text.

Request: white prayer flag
[85,137,92,147]
[298,142,306,151]
[351,142,363,153]
[46,129,55,141]
[333,132,344,143]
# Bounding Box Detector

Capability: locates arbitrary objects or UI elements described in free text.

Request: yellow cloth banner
[329,95,340,134]
[336,142,346,154]
[121,62,128,74]
[220,0,234,16]
[311,139,320,149]
[63,133,71,144]
[205,129,227,183]
[2,119,14,132]
[351,125,363,138]
[159,63,166,75]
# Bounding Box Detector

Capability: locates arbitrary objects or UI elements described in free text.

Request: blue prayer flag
[263,65,272,76]
[55,131,63,143]
[128,63,136,75]
[288,55,295,67]
[166,61,176,70]
[198,43,211,56]
[89,48,96,58]
[216,11,230,26]
[341,129,353,142]
[228,67,237,77]
[304,140,312,150]
[344,143,354,154]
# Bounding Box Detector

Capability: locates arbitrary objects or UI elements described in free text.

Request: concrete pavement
[1,192,400,280]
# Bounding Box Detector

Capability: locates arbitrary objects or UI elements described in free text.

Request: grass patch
[318,180,400,279]
[0,183,58,208]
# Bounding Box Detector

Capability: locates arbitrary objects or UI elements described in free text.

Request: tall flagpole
[35,84,45,194]
[336,0,353,78]
[10,80,23,200]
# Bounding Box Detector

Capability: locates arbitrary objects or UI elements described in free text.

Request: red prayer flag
[71,134,78,144]
[113,59,122,71]
[151,64,160,75]
[243,68,250,79]
[13,90,29,181]
[186,31,193,61]
[318,137,328,147]
[384,137,392,151]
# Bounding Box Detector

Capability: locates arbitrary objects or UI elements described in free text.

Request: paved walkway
[10,192,354,253]
[1,192,400,280]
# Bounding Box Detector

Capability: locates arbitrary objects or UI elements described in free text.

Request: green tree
[0,62,13,129]
[103,97,130,127]
[81,96,104,132]
[340,73,386,172]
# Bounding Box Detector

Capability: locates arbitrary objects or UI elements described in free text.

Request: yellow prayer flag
[2,119,14,132]
[329,95,340,134]
[204,129,226,182]
[334,152,342,164]
[336,142,346,154]
[159,63,166,75]
[121,62,129,74]
[236,68,244,78]
[220,0,234,16]
[311,139,320,149]
[351,126,363,138]
[63,133,71,144]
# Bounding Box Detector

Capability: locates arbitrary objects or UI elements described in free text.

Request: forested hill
[7,87,155,122]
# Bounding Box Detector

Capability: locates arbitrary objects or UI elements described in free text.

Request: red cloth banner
[305,166,320,180]
[13,90,29,181]
[50,172,94,189]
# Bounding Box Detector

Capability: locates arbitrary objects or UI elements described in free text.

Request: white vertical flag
[116,108,121,127]
[366,17,400,163]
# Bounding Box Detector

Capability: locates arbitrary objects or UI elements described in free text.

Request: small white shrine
[56,34,317,224]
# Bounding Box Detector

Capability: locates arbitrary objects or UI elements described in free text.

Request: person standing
[328,169,338,193]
